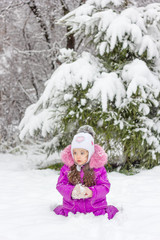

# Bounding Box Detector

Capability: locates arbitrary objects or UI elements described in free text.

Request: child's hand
[72,184,81,199]
[72,184,93,199]
[72,184,86,199]
[83,187,93,198]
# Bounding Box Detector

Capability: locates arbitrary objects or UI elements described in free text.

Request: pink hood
[61,144,107,169]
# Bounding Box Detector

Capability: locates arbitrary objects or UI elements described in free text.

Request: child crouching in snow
[54,125,118,220]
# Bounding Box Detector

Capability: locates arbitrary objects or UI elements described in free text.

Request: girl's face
[73,148,89,166]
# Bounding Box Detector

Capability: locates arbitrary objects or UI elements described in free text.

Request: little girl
[54,126,118,219]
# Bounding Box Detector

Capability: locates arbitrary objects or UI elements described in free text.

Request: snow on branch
[138,35,159,60]
[122,59,160,99]
[87,0,125,8]
[41,52,101,105]
[58,2,160,61]
[19,51,101,139]
[142,3,160,25]
[87,72,125,111]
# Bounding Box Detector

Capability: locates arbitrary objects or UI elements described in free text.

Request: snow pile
[0,154,160,240]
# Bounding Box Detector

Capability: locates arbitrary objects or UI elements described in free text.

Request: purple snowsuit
[54,144,118,219]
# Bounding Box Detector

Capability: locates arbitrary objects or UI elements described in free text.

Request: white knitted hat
[71,132,95,163]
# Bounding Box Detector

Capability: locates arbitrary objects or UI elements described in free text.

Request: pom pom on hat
[77,125,95,138]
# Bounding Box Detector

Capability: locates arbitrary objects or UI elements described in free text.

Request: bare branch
[0,0,24,16]
[17,79,33,104]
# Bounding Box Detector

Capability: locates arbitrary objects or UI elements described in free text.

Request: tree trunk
[27,0,55,69]
[60,0,75,49]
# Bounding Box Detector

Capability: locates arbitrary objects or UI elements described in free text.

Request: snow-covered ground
[0,154,160,240]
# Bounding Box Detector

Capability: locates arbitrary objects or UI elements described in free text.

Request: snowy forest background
[1,0,160,173]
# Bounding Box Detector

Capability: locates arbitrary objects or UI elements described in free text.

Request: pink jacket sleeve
[56,165,75,201]
[89,167,110,200]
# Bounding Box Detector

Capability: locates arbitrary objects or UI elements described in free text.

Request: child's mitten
[72,184,85,199]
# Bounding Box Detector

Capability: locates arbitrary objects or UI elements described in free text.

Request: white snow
[81,99,87,106]
[121,8,147,33]
[19,52,102,140]
[64,94,73,101]
[87,0,124,8]
[138,35,158,60]
[19,3,160,151]
[87,72,125,111]
[142,4,160,25]
[122,59,160,99]
[139,103,150,115]
[107,15,142,50]
[59,2,160,61]
[0,154,160,240]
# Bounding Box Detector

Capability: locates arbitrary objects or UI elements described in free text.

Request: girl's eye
[73,152,76,155]
[81,152,84,155]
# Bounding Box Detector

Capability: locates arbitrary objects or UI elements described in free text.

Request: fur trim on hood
[61,144,107,169]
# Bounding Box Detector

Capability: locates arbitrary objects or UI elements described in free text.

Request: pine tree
[19,0,160,171]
